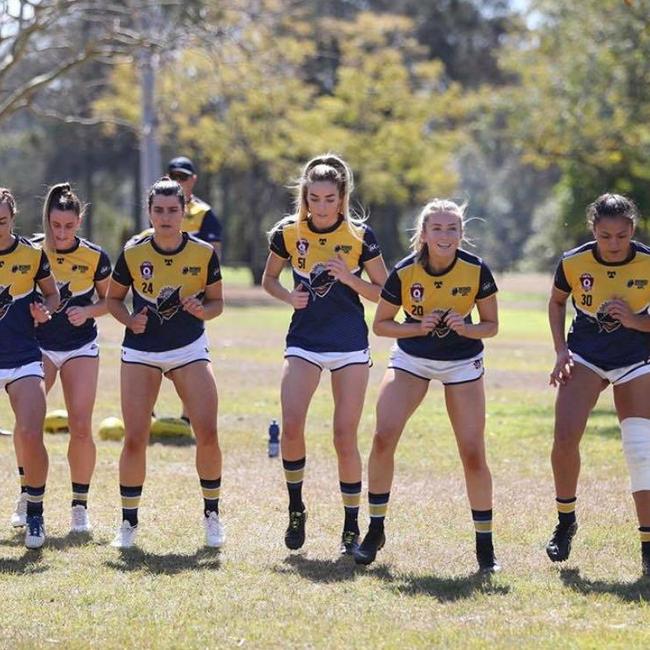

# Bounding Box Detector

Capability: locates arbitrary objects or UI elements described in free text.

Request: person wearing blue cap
[167,157,222,257]
[129,156,222,257]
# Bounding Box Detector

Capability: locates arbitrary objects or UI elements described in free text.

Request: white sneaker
[203,511,225,548]
[10,492,27,528]
[25,515,45,549]
[70,505,92,533]
[110,520,138,548]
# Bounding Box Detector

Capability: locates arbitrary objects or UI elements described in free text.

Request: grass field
[1,272,649,649]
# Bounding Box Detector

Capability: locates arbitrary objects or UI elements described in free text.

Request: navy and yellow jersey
[32,236,111,351]
[0,236,51,368]
[183,196,221,243]
[269,216,381,352]
[111,232,221,352]
[381,250,497,361]
[127,195,222,247]
[554,240,650,370]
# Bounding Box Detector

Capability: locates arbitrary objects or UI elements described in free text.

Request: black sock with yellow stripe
[120,485,142,527]
[640,527,650,567]
[556,496,577,526]
[368,491,390,532]
[72,482,89,509]
[340,481,361,534]
[26,485,45,517]
[283,457,306,512]
[472,509,493,546]
[200,477,221,516]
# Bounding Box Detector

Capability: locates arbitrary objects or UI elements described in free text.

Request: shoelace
[206,517,221,532]
[289,513,302,530]
[72,508,87,526]
[342,531,357,545]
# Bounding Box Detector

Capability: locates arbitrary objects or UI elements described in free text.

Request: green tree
[501,0,650,267]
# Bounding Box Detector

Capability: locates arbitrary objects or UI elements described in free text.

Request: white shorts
[388,345,484,385]
[572,352,650,386]
[285,346,370,372]
[121,333,210,375]
[0,361,44,392]
[42,338,99,370]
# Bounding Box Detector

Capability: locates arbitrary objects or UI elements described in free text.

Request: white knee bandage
[621,417,650,493]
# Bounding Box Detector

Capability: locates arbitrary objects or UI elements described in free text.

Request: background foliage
[1,0,649,275]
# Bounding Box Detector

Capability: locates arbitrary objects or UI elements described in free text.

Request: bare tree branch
[0,47,97,120]
[29,104,138,131]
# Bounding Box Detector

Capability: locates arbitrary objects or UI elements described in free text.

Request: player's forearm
[199,298,224,320]
[107,297,134,328]
[262,275,293,305]
[548,299,568,352]
[373,318,423,339]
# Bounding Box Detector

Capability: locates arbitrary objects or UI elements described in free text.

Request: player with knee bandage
[548,194,650,577]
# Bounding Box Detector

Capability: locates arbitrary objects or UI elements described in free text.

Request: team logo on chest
[308,262,335,298]
[140,261,154,280]
[296,239,309,256]
[430,308,451,338]
[579,273,594,292]
[410,283,424,303]
[54,281,73,314]
[0,285,13,320]
[595,300,621,334]
[149,286,183,323]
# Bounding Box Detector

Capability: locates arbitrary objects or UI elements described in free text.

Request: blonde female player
[0,187,59,548]
[10,183,111,535]
[354,199,500,573]
[262,154,387,554]
[107,177,224,549]
[547,193,650,577]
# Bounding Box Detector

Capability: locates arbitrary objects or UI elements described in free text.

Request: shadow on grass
[587,408,621,439]
[104,546,221,575]
[275,555,509,602]
[560,568,650,602]
[385,570,510,602]
[0,548,47,574]
[0,530,98,551]
[149,436,196,447]
[273,553,377,584]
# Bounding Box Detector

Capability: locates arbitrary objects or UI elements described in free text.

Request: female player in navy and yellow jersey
[10,184,111,536]
[107,177,225,549]
[262,154,388,554]
[353,199,500,573]
[546,194,650,577]
[0,187,59,549]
